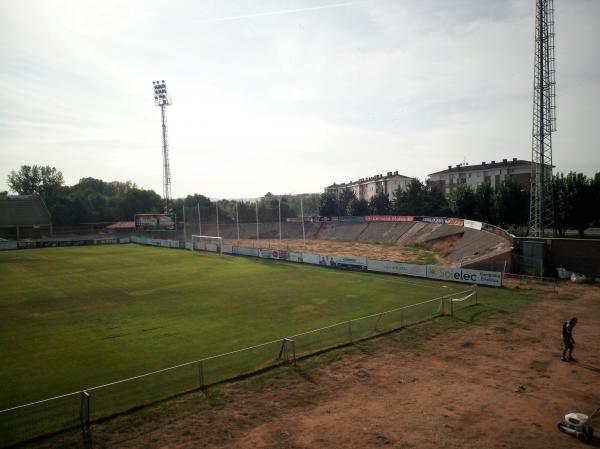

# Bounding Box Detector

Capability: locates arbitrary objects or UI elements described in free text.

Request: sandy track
[83,283,600,449]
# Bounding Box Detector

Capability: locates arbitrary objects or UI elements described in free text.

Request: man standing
[561,317,578,362]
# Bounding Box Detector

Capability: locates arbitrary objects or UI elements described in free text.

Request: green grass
[0,244,527,446]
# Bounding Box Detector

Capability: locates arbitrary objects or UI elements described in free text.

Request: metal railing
[0,289,477,448]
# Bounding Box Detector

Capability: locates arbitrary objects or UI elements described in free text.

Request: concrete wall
[515,237,600,277]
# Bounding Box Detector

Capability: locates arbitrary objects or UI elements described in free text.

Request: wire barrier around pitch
[0,289,475,448]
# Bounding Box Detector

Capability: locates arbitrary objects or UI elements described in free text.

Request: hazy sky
[1,0,599,198]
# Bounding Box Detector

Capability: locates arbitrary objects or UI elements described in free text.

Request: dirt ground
[224,238,447,265]
[77,282,600,449]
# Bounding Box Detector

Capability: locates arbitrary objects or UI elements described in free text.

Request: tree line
[318,173,600,237]
[4,165,321,226]
[4,165,599,236]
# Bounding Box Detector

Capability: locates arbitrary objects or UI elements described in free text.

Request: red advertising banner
[445,218,464,226]
[365,215,414,222]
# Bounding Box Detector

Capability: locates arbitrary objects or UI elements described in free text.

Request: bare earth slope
[75,284,600,449]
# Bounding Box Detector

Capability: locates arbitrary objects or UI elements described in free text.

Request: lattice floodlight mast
[153,80,173,214]
[529,0,556,237]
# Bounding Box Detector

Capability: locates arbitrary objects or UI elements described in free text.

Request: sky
[1,0,599,199]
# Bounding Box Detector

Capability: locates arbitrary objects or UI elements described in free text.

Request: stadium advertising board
[0,241,17,250]
[288,251,303,262]
[301,252,321,265]
[463,219,483,230]
[444,218,464,226]
[235,246,260,257]
[426,265,502,287]
[367,259,427,277]
[134,214,176,231]
[95,238,119,245]
[419,216,445,224]
[338,216,365,223]
[222,245,233,254]
[259,249,288,260]
[365,215,414,222]
[206,243,218,252]
[12,238,132,250]
[318,255,367,270]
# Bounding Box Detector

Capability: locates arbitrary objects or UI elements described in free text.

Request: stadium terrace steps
[179,220,510,266]
[444,228,508,263]
[315,222,368,241]
[395,222,429,245]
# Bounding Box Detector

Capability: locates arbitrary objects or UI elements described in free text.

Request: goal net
[191,235,223,255]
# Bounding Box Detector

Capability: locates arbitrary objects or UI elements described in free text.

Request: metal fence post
[80,390,91,447]
[373,313,383,332]
[198,361,205,389]
[290,339,296,366]
[80,391,90,429]
[450,295,454,317]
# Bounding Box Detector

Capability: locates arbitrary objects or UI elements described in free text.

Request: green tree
[369,191,391,215]
[7,165,64,197]
[288,194,320,216]
[347,198,369,216]
[337,188,356,216]
[563,172,593,238]
[591,172,600,227]
[495,178,529,229]
[422,185,450,217]
[474,182,495,224]
[319,192,339,216]
[552,173,568,237]
[394,178,425,215]
[448,184,476,219]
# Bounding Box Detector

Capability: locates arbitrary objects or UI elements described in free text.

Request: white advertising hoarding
[367,259,427,277]
[288,252,303,262]
[235,246,260,257]
[426,265,501,287]
[463,219,483,230]
[0,241,17,251]
[301,252,321,265]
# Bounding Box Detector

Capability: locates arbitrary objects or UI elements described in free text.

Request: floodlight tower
[529,0,556,237]
[152,80,173,213]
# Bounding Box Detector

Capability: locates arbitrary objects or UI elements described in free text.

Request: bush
[507,225,529,237]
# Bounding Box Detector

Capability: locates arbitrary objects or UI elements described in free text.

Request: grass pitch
[0,244,453,407]
[0,243,523,445]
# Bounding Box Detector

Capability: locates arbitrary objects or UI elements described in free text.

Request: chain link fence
[0,289,476,448]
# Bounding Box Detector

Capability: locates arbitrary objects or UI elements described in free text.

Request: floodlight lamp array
[152,80,171,106]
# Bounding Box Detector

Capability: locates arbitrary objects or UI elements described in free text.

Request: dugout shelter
[0,195,52,240]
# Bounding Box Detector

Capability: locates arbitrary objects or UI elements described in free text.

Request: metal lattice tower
[152,80,173,213]
[529,0,556,237]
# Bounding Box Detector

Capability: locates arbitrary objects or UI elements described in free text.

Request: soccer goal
[191,235,223,256]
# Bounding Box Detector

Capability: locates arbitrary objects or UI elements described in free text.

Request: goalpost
[191,235,223,256]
